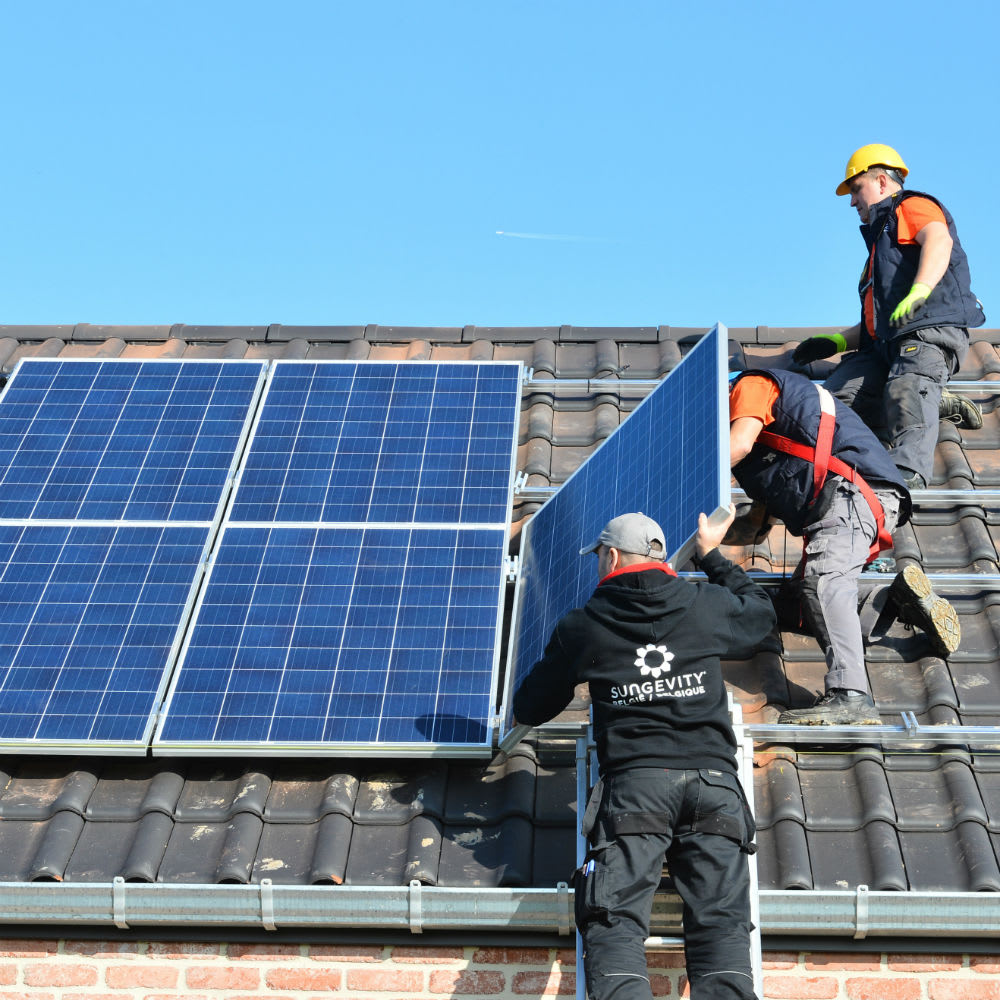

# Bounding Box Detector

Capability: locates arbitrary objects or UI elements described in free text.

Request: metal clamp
[556,881,571,935]
[112,876,129,930]
[409,879,424,934]
[854,884,870,940]
[260,877,276,931]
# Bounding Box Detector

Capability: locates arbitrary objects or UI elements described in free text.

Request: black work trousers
[575,767,757,1000]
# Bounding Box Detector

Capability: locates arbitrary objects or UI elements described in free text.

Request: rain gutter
[0,882,997,938]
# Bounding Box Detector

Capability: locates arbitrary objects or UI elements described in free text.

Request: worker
[513,509,774,1000]
[791,143,985,489]
[729,368,961,725]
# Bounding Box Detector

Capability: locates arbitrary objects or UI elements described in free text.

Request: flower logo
[634,644,673,679]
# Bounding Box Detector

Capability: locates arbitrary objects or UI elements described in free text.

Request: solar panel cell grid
[231,362,520,525]
[0,357,519,755]
[0,523,209,746]
[157,524,505,750]
[0,360,263,522]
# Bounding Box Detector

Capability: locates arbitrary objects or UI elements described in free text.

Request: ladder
[574,698,763,999]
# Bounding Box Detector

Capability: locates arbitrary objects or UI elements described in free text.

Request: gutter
[0,883,998,938]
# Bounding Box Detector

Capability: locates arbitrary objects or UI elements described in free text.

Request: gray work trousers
[799,482,902,694]
[823,327,967,483]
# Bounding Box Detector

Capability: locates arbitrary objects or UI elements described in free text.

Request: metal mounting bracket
[409,879,424,933]
[112,876,129,930]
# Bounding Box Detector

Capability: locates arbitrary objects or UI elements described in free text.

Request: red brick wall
[0,940,998,998]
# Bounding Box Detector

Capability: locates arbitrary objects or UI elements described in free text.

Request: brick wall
[0,940,998,999]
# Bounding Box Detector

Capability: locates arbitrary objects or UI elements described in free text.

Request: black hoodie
[512,548,775,775]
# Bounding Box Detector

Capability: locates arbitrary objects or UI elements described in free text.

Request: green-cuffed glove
[890,282,931,327]
[791,332,848,366]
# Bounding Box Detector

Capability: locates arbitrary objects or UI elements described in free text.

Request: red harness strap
[757,387,893,563]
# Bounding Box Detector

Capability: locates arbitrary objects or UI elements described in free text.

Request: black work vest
[731,369,911,536]
[860,189,985,344]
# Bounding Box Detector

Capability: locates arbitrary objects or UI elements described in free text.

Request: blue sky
[2,1,996,329]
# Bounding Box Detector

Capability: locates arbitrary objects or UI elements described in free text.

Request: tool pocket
[572,844,612,927]
[691,769,757,854]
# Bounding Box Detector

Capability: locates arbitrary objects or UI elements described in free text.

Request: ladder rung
[644,936,685,950]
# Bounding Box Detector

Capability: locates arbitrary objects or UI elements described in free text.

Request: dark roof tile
[173,768,271,821]
[267,324,366,343]
[0,820,50,881]
[173,324,268,342]
[439,815,535,887]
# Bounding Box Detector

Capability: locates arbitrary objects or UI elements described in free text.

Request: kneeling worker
[514,509,774,1000]
[729,368,961,725]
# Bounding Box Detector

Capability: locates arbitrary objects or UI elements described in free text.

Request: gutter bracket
[854,884,869,940]
[557,880,571,936]
[112,876,129,930]
[260,877,276,931]
[409,879,424,934]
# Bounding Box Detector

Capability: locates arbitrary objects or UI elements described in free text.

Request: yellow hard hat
[836,143,909,196]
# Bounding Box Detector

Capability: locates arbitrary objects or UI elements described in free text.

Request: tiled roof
[1,323,999,918]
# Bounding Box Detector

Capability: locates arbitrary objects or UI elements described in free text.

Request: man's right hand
[790,332,848,367]
[696,504,736,557]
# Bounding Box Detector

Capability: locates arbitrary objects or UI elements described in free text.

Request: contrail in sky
[495,230,605,242]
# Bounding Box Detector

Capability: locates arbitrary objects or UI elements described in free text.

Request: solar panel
[230,362,520,525]
[500,324,730,737]
[154,360,523,756]
[0,522,210,751]
[0,358,266,753]
[0,359,265,522]
[154,524,507,753]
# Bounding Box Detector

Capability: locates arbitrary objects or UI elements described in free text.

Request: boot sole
[777,713,882,726]
[778,701,881,725]
[890,565,961,657]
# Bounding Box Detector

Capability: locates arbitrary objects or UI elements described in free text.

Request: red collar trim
[599,561,677,585]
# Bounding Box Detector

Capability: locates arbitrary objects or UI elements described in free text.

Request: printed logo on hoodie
[608,643,708,705]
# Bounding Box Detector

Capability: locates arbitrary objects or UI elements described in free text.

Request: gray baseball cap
[579,512,666,559]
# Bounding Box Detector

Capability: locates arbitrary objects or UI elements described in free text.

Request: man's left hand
[890,282,931,327]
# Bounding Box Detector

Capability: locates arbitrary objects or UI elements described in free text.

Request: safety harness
[757,384,894,564]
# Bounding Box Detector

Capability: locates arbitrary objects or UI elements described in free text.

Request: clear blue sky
[2,1,996,329]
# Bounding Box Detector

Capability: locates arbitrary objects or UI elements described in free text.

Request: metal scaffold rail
[515,483,1000,505]
[522,375,1000,393]
[747,713,1000,747]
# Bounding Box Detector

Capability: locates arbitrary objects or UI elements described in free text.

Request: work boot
[778,689,881,725]
[888,564,961,658]
[939,389,982,430]
[902,471,926,491]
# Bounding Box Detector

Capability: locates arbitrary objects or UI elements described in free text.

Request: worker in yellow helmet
[792,144,986,490]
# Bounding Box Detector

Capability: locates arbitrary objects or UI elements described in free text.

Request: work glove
[790,332,848,367]
[889,282,931,328]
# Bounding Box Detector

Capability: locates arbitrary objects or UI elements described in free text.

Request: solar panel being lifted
[155,361,522,756]
[500,325,730,740]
